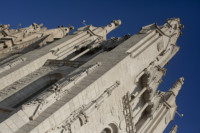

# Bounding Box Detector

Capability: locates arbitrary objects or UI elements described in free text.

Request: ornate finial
[68,24,74,32]
[82,20,86,26]
[111,20,122,26]
[17,24,21,30]
[169,125,178,133]
[39,23,43,27]
[169,77,184,96]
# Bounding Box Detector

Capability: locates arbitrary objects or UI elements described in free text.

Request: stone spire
[169,125,178,133]
[169,77,184,96]
[104,20,121,34]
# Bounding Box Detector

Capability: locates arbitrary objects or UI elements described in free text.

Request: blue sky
[0,0,200,132]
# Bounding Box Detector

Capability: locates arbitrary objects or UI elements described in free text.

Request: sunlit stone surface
[0,18,183,133]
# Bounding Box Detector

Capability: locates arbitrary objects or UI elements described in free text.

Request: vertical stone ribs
[122,92,135,133]
[21,62,102,120]
[46,81,120,133]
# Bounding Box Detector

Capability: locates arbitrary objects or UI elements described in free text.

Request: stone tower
[0,18,184,133]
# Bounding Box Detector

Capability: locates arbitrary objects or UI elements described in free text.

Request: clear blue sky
[0,0,199,132]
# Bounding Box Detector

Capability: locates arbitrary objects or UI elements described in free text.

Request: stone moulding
[22,62,102,120]
[46,81,120,133]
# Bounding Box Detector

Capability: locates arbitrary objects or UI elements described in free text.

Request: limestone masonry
[0,18,184,133]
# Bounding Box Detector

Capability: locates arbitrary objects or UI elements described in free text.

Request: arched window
[101,128,111,133]
[101,123,118,133]
[109,123,118,133]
